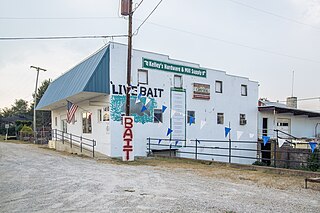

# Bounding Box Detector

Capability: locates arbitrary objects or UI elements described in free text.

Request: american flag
[67,101,78,123]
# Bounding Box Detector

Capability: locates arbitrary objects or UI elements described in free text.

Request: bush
[252,161,268,166]
[307,149,319,172]
[20,125,33,134]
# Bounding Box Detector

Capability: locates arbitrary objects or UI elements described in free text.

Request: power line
[0,16,120,20]
[226,0,320,31]
[133,0,145,12]
[0,35,128,41]
[133,0,163,35]
[135,20,320,64]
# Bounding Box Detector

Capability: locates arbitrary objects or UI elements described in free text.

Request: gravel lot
[0,142,319,213]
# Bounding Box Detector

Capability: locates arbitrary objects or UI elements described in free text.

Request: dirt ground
[0,141,319,213]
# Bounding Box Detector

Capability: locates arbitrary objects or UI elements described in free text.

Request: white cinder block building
[37,42,259,163]
[258,98,320,140]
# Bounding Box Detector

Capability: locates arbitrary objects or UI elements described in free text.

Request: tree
[33,79,51,106]
[0,100,29,117]
[1,107,14,117]
[29,79,52,129]
[11,99,29,115]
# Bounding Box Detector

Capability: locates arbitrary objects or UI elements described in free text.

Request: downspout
[273,108,276,139]
[315,123,320,138]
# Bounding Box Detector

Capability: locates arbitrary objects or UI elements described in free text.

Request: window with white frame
[154,109,163,123]
[82,112,92,133]
[138,69,148,85]
[241,84,248,96]
[215,81,223,93]
[217,113,224,124]
[174,75,183,88]
[97,109,102,122]
[55,117,57,126]
[240,114,247,125]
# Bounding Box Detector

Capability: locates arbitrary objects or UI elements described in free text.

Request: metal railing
[52,129,96,157]
[147,131,319,171]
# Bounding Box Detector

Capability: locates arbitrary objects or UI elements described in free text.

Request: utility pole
[30,65,47,143]
[125,0,133,116]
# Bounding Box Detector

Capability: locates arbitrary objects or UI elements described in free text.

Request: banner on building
[142,58,207,78]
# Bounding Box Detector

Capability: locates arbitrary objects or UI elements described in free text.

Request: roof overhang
[258,106,320,118]
[37,92,107,111]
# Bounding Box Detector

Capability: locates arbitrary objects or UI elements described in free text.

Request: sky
[0,0,320,110]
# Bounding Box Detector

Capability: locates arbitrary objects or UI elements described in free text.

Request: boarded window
[241,84,248,96]
[138,69,148,85]
[215,81,223,93]
[174,75,183,88]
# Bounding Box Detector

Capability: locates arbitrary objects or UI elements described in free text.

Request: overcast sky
[0,0,319,110]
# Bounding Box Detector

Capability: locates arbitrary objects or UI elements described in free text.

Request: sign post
[122,116,134,161]
[5,124,9,141]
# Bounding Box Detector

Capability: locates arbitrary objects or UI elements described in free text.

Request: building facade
[258,98,320,140]
[37,42,259,163]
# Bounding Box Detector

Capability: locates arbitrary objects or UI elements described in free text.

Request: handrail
[146,137,319,171]
[52,129,96,157]
[274,129,298,140]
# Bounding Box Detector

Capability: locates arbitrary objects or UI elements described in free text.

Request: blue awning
[36,46,110,110]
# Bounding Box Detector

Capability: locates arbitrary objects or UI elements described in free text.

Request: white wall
[258,111,320,139]
[109,43,259,164]
[51,95,111,156]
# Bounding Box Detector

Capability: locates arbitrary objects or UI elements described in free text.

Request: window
[97,109,102,122]
[61,120,67,133]
[55,117,57,126]
[154,109,163,123]
[217,113,224,124]
[187,111,195,124]
[240,114,247,125]
[103,106,110,121]
[215,81,223,93]
[277,122,289,127]
[82,112,92,133]
[241,84,247,96]
[174,75,183,88]
[138,69,148,85]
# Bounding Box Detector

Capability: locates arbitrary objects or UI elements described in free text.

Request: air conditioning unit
[240,119,247,125]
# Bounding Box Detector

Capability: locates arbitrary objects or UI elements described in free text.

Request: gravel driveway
[0,142,319,213]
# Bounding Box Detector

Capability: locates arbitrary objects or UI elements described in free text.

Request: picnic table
[305,177,320,189]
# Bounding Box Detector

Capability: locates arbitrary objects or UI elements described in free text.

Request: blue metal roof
[36,46,110,110]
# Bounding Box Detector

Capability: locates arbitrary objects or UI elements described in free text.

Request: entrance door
[276,118,291,138]
[170,89,186,141]
[262,118,268,136]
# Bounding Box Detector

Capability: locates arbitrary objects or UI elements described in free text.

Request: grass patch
[0,136,29,144]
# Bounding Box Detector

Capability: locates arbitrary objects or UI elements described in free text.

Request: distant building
[258,98,320,140]
[37,42,258,163]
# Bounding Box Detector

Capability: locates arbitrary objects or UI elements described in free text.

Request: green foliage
[0,99,30,117]
[307,148,319,172]
[252,161,268,166]
[20,125,33,134]
[31,79,51,109]
[11,99,29,115]
[15,120,32,127]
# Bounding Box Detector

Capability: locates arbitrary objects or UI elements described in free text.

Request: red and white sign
[193,83,210,100]
[122,116,134,161]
